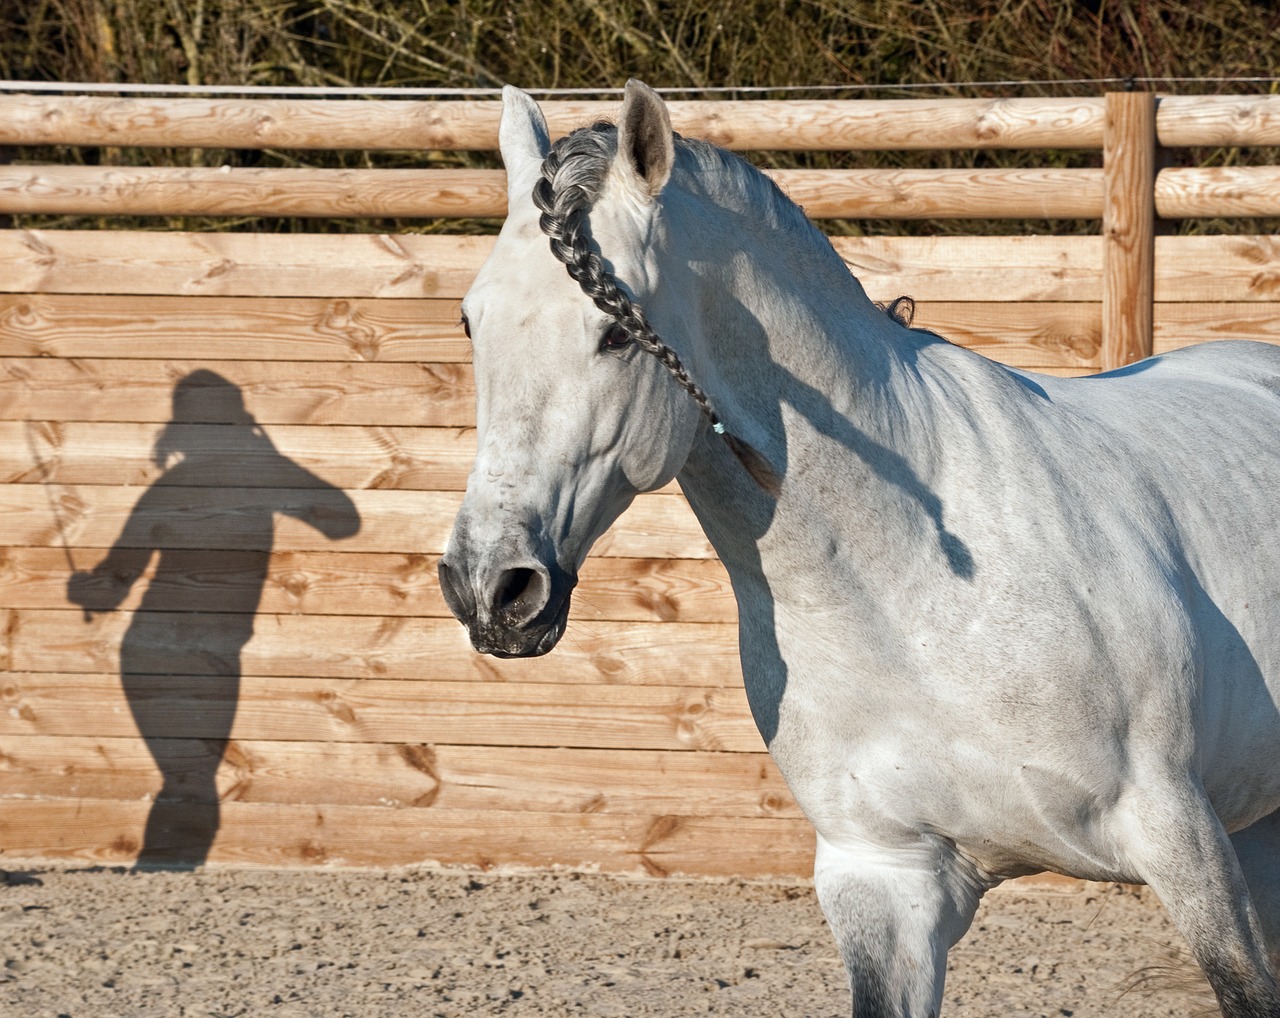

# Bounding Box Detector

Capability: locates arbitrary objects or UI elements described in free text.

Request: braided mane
[531,122,782,498]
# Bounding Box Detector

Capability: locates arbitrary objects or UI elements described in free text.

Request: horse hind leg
[1118,778,1280,1017]
[813,834,985,1018]
[1232,809,1280,967]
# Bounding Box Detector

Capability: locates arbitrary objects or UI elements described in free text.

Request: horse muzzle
[437,555,577,658]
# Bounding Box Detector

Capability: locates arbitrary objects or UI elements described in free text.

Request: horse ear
[499,85,551,198]
[617,79,674,198]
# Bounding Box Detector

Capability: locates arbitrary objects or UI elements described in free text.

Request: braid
[532,126,780,496]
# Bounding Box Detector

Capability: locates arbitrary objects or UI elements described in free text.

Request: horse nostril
[493,566,549,623]
[437,557,475,623]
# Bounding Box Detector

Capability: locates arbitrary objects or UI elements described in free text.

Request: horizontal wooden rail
[0,548,736,623]
[0,798,814,876]
[0,671,759,751]
[1156,94,1280,147]
[0,164,1106,219]
[13,162,1279,223]
[0,736,793,818]
[1154,166,1280,218]
[0,94,1107,151]
[4,611,740,687]
[0,165,509,219]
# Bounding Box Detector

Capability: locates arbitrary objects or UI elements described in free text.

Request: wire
[2,76,1280,99]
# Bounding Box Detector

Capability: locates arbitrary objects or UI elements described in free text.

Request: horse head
[438,82,712,657]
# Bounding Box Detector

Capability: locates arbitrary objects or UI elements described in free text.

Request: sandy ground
[0,865,1213,1018]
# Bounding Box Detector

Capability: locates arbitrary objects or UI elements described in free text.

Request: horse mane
[532,121,783,496]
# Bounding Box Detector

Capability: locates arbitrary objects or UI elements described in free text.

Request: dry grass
[2,0,1279,233]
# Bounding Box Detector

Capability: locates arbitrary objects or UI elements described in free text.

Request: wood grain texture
[0,230,1103,301]
[0,485,713,558]
[0,293,469,360]
[1101,92,1156,370]
[0,230,493,297]
[0,736,794,817]
[0,165,509,218]
[0,94,1106,152]
[6,613,742,685]
[0,296,1106,384]
[0,547,736,623]
[0,798,813,877]
[831,235,1103,303]
[1154,166,1280,219]
[0,165,1104,220]
[6,420,480,491]
[0,671,761,752]
[0,357,474,425]
[1153,235,1280,302]
[1157,94,1280,147]
[912,302,1101,370]
[1153,302,1280,352]
[774,167,1103,220]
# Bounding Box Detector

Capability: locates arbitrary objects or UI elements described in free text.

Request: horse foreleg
[813,833,985,1018]
[1232,810,1280,965]
[1119,780,1280,1017]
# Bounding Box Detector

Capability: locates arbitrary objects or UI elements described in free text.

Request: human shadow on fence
[67,370,361,869]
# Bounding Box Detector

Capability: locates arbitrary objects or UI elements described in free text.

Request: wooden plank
[6,420,480,491]
[832,235,1103,303]
[0,164,1104,220]
[775,167,1102,220]
[0,94,1106,152]
[0,672,761,752]
[0,736,795,818]
[0,486,714,558]
[1157,94,1280,147]
[1153,302,1280,353]
[1,230,1100,301]
[0,798,814,877]
[0,298,1103,385]
[0,357,475,425]
[1101,92,1156,370]
[6,613,742,685]
[0,548,737,623]
[0,230,493,297]
[1153,235,1280,302]
[0,293,470,360]
[0,165,509,219]
[912,302,1101,370]
[1154,166,1280,219]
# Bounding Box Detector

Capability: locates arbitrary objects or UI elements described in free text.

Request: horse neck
[667,189,997,603]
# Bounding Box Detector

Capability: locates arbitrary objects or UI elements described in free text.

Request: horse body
[440,81,1280,1016]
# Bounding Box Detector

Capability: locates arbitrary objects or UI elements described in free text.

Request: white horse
[438,81,1280,1017]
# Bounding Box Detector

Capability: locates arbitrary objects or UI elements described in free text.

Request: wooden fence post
[1101,91,1157,370]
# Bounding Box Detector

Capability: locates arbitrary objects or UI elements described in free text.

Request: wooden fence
[1,90,1279,876]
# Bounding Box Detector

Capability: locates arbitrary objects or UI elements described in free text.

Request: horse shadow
[66,370,360,869]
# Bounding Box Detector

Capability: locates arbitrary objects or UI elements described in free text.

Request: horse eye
[459,314,471,339]
[600,323,632,352]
